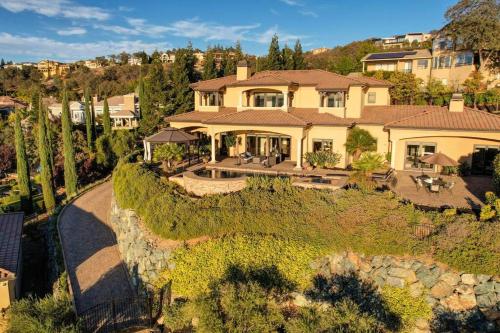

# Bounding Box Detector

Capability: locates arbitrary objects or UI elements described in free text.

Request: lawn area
[113,162,499,276]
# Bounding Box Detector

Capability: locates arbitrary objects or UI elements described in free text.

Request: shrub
[153,143,184,172]
[345,127,377,160]
[7,294,79,333]
[493,153,500,195]
[304,151,342,169]
[95,134,115,169]
[485,191,497,205]
[479,205,496,221]
[443,208,457,217]
[352,152,385,175]
[161,235,322,297]
[381,285,432,331]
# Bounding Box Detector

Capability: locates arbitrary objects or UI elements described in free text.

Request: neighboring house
[194,52,205,70]
[374,32,432,49]
[361,49,433,84]
[0,212,24,311]
[3,62,36,70]
[361,44,499,89]
[83,60,102,69]
[37,60,69,79]
[128,56,142,66]
[311,47,330,55]
[0,96,28,118]
[160,52,176,64]
[166,61,500,174]
[93,93,140,129]
[48,101,85,124]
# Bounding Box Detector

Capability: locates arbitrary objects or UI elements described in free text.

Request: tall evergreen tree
[41,98,54,181]
[202,49,218,80]
[90,95,96,140]
[171,48,194,115]
[84,88,93,150]
[293,39,305,69]
[61,89,78,197]
[102,97,111,136]
[282,45,295,70]
[266,34,282,70]
[140,63,169,135]
[14,111,32,212]
[37,104,55,212]
[138,71,145,119]
[29,90,40,123]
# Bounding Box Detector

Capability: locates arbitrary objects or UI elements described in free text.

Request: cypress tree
[84,88,93,150]
[41,98,54,181]
[37,104,55,212]
[102,96,111,136]
[282,44,295,70]
[14,111,32,212]
[202,49,218,80]
[30,90,40,123]
[61,89,78,197]
[266,34,282,70]
[293,39,305,69]
[90,95,96,140]
[171,49,193,115]
[138,72,145,119]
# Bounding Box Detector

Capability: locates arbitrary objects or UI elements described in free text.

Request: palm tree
[345,127,377,161]
[153,143,185,172]
[352,152,385,178]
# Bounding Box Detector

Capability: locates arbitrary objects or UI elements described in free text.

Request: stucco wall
[364,87,391,106]
[390,129,500,170]
[357,124,390,156]
[178,171,247,196]
[0,279,16,310]
[304,126,349,168]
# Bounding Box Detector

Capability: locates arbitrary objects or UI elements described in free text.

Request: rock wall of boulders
[314,251,499,331]
[109,195,172,290]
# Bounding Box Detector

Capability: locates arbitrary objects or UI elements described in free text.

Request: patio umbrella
[419,152,458,167]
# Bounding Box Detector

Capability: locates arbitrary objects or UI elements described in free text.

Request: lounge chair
[372,168,394,181]
[443,181,455,194]
[240,152,253,164]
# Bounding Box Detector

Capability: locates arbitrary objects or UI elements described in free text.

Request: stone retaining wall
[169,171,247,196]
[314,251,499,331]
[109,195,172,289]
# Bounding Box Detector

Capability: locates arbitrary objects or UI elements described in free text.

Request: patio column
[143,140,152,161]
[294,137,302,170]
[282,90,288,111]
[210,134,216,164]
[390,141,397,169]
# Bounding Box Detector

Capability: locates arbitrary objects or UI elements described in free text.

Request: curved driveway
[59,181,135,313]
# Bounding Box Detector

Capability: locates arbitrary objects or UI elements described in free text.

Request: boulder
[476,293,497,308]
[475,282,495,295]
[386,276,405,288]
[461,274,479,285]
[291,292,310,307]
[477,275,492,284]
[359,261,372,273]
[409,281,425,297]
[456,284,474,295]
[440,272,461,286]
[347,252,361,268]
[382,256,393,267]
[440,294,476,311]
[431,281,454,299]
[416,267,440,289]
[373,267,388,280]
[388,267,418,283]
[371,256,384,268]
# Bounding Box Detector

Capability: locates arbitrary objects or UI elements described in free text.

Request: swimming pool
[193,168,284,179]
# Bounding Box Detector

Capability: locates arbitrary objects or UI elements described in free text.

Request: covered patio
[143,127,200,163]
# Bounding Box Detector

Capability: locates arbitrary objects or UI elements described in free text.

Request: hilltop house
[37,60,69,79]
[165,61,500,174]
[49,101,85,124]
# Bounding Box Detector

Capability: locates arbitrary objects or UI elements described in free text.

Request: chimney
[236,60,251,81]
[123,93,135,111]
[449,93,464,112]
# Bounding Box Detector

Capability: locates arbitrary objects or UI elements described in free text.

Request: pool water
[194,168,260,179]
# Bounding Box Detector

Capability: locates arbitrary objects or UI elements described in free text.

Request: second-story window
[455,52,473,66]
[433,56,451,69]
[254,93,284,107]
[367,92,376,104]
[203,92,221,106]
[326,92,345,107]
[417,59,428,69]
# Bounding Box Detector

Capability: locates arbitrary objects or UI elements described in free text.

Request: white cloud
[279,0,303,6]
[57,27,86,36]
[118,6,133,12]
[0,32,170,62]
[299,10,318,18]
[0,0,109,21]
[253,26,304,44]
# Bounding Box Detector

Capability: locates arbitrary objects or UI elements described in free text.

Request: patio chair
[443,181,455,194]
[240,152,253,164]
[372,168,394,181]
[414,177,425,192]
[430,184,440,194]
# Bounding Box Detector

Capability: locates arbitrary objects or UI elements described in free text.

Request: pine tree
[102,97,111,136]
[202,49,218,80]
[61,89,78,197]
[37,104,55,212]
[293,39,305,69]
[171,48,194,115]
[266,34,282,70]
[282,45,295,70]
[140,63,169,135]
[84,88,93,150]
[138,71,145,119]
[14,111,32,212]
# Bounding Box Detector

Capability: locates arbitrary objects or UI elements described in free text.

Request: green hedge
[493,153,500,195]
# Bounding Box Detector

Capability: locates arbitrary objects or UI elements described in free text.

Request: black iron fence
[79,288,167,333]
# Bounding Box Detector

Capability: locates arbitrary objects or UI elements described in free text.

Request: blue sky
[0,0,456,63]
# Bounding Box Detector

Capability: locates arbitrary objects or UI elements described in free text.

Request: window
[375,63,395,71]
[403,61,412,73]
[433,56,451,69]
[404,142,436,169]
[455,52,473,66]
[367,92,376,104]
[417,59,428,69]
[254,93,284,107]
[313,139,333,152]
[326,92,345,107]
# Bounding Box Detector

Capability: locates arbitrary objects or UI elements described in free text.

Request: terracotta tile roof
[289,108,353,126]
[385,107,500,131]
[0,212,24,277]
[356,105,441,125]
[204,109,309,126]
[110,109,137,118]
[190,75,237,91]
[190,70,391,92]
[0,96,28,109]
[165,107,237,123]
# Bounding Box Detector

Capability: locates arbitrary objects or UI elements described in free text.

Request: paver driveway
[59,181,135,313]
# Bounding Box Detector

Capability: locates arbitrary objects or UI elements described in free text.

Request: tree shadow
[431,307,499,333]
[305,272,402,331]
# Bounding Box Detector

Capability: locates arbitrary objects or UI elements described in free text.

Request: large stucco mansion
[166,61,500,174]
